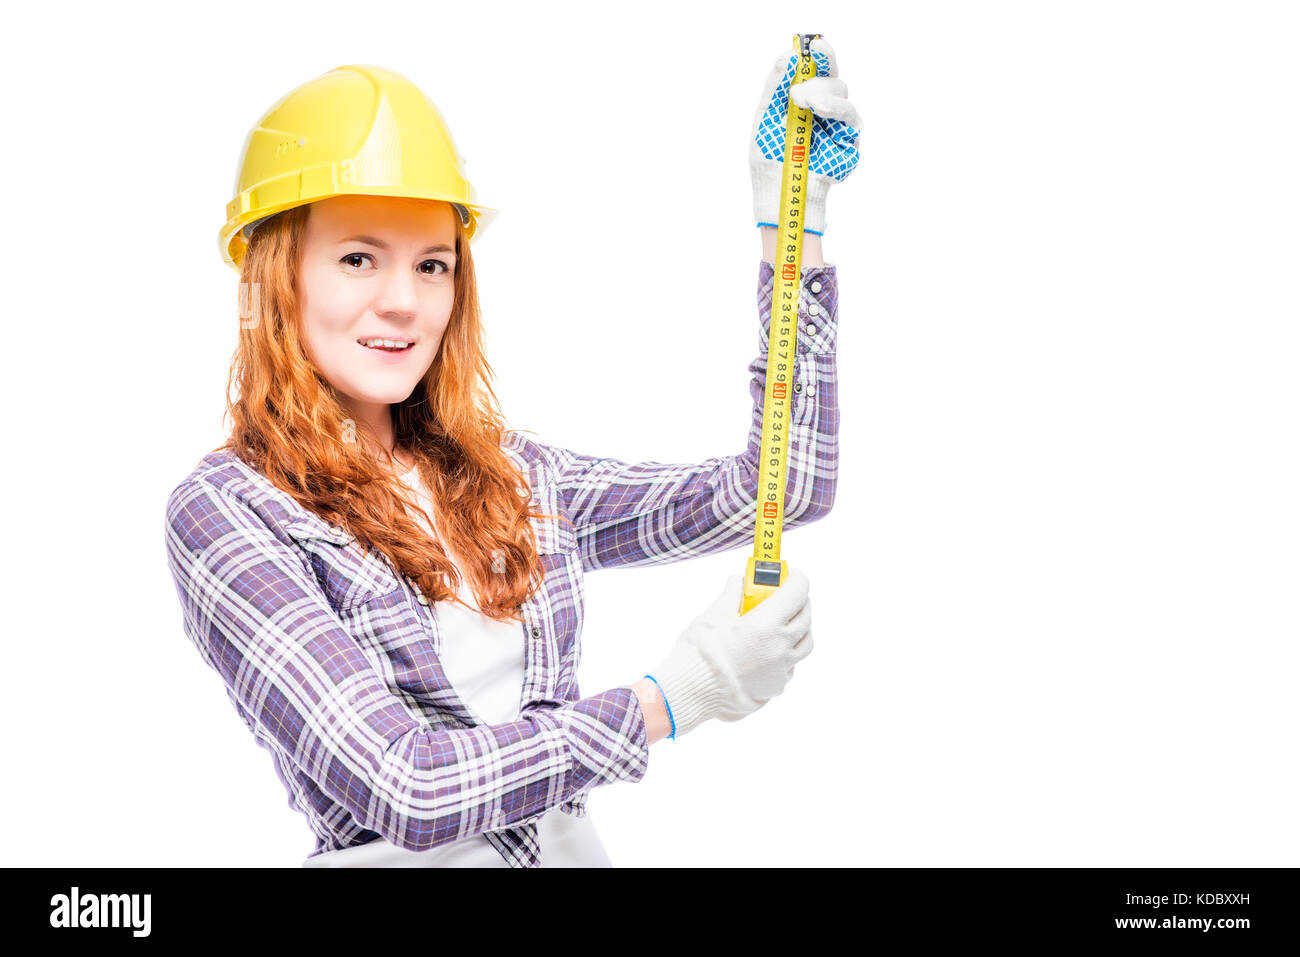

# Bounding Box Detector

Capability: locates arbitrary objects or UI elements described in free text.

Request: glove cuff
[650,643,724,739]
[751,162,833,234]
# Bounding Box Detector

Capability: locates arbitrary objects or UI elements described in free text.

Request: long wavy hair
[216,201,556,623]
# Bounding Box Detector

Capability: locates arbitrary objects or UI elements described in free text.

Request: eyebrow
[337,235,456,256]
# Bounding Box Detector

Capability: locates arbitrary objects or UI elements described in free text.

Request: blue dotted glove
[750,37,861,235]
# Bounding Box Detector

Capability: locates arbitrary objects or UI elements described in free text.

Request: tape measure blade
[744,36,823,583]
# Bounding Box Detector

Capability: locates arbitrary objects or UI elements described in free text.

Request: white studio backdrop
[0,0,1296,867]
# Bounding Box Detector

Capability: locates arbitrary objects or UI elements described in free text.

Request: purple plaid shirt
[164,260,839,867]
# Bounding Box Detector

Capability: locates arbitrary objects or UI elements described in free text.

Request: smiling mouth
[357,338,416,352]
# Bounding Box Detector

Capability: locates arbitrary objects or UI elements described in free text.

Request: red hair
[216,203,555,622]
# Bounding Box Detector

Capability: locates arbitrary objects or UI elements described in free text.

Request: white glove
[648,568,814,739]
[749,37,862,235]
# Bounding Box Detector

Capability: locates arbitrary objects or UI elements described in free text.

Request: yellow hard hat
[219,63,497,272]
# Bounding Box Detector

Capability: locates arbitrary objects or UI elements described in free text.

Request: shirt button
[530,625,541,638]
[808,301,820,316]
[806,386,816,397]
[417,594,429,606]
[806,324,817,336]
[810,280,822,293]
[793,382,803,394]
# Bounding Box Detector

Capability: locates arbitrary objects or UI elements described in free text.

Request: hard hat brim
[220,189,497,272]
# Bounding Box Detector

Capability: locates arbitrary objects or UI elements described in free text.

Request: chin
[363,384,421,404]
[336,375,422,405]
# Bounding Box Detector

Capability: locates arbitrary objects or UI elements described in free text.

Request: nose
[371,265,420,321]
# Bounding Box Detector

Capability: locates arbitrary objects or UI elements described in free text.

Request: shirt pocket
[283,513,403,613]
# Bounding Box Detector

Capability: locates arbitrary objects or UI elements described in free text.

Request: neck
[341,398,404,469]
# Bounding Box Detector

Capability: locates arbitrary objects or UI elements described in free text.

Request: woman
[164,44,857,867]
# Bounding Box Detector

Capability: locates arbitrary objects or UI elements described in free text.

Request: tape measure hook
[797,33,822,58]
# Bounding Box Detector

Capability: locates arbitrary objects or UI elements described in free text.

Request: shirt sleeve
[523,260,839,573]
[164,477,648,852]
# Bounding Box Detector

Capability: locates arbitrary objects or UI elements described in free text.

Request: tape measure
[740,32,822,616]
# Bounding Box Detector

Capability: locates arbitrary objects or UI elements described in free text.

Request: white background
[1,0,1296,867]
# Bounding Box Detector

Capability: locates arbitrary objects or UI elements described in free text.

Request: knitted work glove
[649,567,814,739]
[750,37,862,234]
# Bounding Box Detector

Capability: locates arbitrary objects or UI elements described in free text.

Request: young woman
[165,43,857,867]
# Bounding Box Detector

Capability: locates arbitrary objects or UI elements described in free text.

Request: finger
[808,37,839,78]
[752,52,797,140]
[763,51,796,102]
[785,602,812,642]
[790,627,813,662]
[790,77,861,127]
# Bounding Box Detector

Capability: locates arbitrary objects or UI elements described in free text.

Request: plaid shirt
[164,260,839,867]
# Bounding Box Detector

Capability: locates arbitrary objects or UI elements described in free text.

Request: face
[298,194,458,436]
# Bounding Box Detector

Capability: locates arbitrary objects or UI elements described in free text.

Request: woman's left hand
[749,37,861,235]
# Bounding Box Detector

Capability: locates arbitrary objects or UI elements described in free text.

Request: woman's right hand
[647,568,813,739]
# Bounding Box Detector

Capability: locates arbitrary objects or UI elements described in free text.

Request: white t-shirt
[301,463,612,868]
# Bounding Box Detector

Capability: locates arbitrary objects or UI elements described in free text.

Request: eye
[339,253,449,275]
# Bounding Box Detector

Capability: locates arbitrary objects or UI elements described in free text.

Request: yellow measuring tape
[740,32,821,616]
